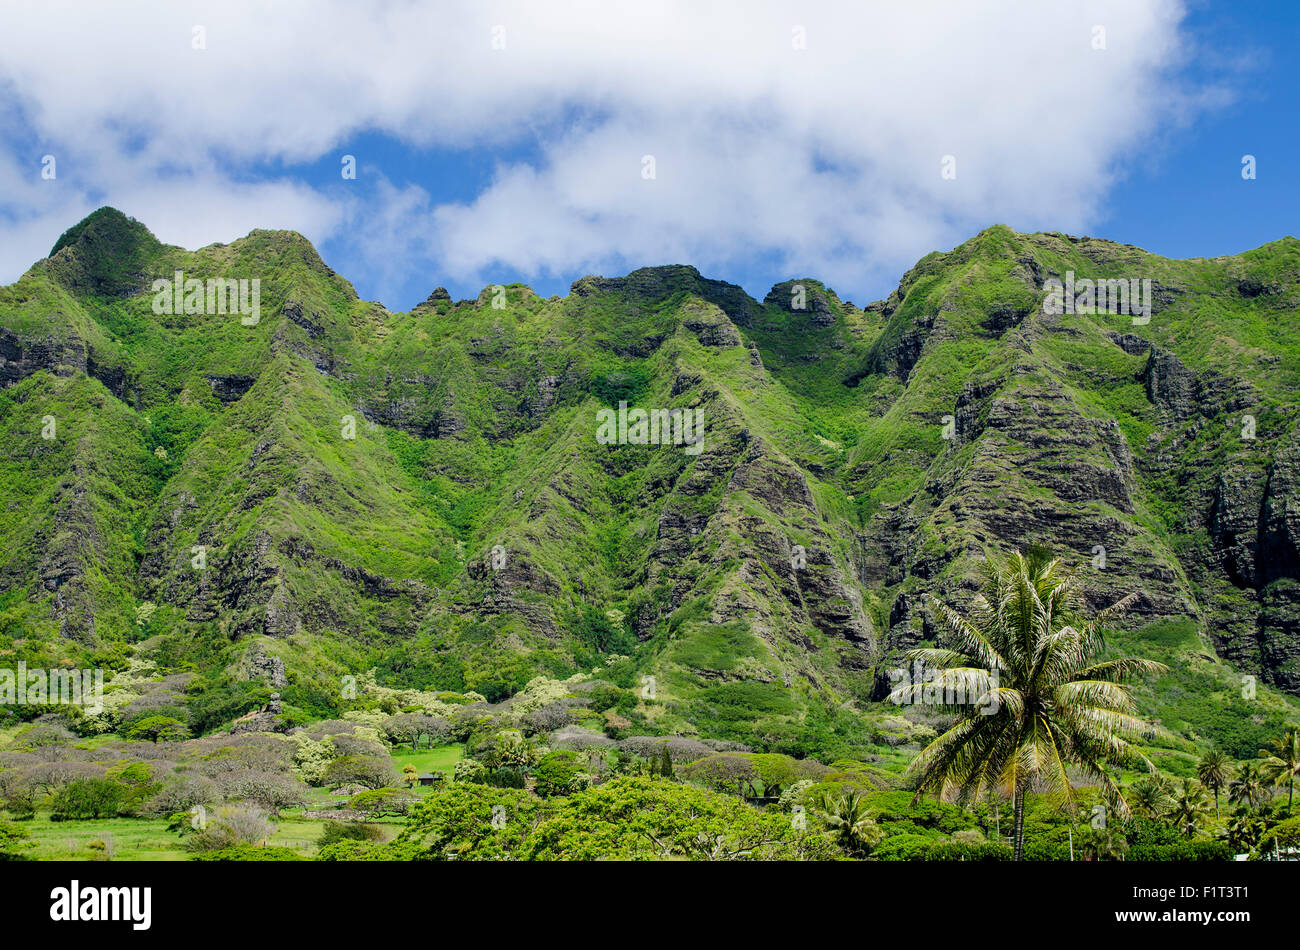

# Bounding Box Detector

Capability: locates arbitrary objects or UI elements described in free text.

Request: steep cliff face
[841,230,1300,704]
[1252,423,1300,690]
[1,210,1298,735]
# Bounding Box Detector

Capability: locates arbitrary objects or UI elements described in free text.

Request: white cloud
[0,0,1220,300]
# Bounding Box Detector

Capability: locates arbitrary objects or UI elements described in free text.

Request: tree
[50,779,123,821]
[1171,780,1210,839]
[1229,762,1268,812]
[399,784,539,860]
[1218,809,1265,855]
[477,731,541,772]
[214,770,309,814]
[657,748,674,780]
[1130,773,1175,819]
[1078,825,1128,861]
[813,789,884,857]
[0,819,33,861]
[106,761,162,814]
[533,750,590,797]
[347,788,419,818]
[746,754,805,800]
[382,714,448,751]
[679,753,758,798]
[125,715,190,743]
[1195,749,1233,819]
[890,550,1166,860]
[1260,728,1300,815]
[322,755,398,791]
[402,765,418,788]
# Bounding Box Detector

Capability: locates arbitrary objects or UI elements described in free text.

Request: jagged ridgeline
[1,207,1299,747]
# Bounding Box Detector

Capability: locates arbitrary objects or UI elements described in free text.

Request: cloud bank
[0,0,1217,303]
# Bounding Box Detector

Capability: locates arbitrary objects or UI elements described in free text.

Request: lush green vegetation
[893,551,1166,859]
[2,209,1299,860]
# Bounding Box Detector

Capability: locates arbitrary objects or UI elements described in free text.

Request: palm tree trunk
[1012,788,1026,861]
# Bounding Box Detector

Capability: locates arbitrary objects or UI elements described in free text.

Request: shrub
[192,846,305,861]
[523,777,834,861]
[679,753,758,796]
[484,766,527,789]
[319,821,384,846]
[1021,840,1071,861]
[452,759,488,784]
[587,683,627,713]
[569,606,636,656]
[50,779,124,821]
[924,840,1013,861]
[316,840,429,861]
[872,834,940,861]
[3,790,37,820]
[1122,816,1183,848]
[187,803,274,852]
[1127,840,1232,861]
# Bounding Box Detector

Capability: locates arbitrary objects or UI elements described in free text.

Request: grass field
[15,812,401,861]
[19,816,188,861]
[390,743,463,778]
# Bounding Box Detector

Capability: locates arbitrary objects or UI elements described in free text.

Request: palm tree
[1218,809,1265,855]
[1229,761,1268,812]
[1171,780,1210,838]
[813,789,884,856]
[890,550,1166,860]
[1130,772,1175,819]
[1260,728,1300,815]
[1196,749,1233,819]
[1080,825,1129,861]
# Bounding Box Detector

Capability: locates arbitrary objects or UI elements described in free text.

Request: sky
[0,0,1296,311]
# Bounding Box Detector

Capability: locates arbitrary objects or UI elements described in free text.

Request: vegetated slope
[1,208,1298,749]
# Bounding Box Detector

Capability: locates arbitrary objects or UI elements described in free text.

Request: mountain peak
[46,206,163,298]
[570,264,759,326]
[49,206,157,259]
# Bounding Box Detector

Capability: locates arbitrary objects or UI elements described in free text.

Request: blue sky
[0,1,1295,312]
[1093,0,1298,264]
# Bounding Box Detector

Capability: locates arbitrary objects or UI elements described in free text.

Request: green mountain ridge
[2,207,1299,754]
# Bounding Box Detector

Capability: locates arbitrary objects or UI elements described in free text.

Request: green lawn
[18,815,188,861]
[16,812,395,860]
[390,743,463,778]
[267,817,329,856]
